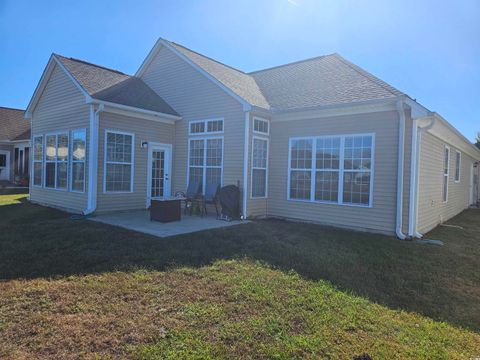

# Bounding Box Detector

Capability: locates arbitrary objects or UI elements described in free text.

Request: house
[25,38,480,237]
[0,107,31,185]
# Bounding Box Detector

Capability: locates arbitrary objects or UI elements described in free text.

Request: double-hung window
[45,133,69,189]
[454,151,461,183]
[188,137,223,193]
[104,131,134,192]
[251,137,268,198]
[443,146,450,202]
[71,129,86,192]
[33,135,43,187]
[288,134,374,206]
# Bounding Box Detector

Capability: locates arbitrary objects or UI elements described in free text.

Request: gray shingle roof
[0,107,30,141]
[167,41,271,109]
[249,54,404,111]
[55,55,179,116]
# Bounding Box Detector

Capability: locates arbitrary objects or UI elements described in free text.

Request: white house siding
[246,111,270,217]
[417,132,477,234]
[96,112,174,212]
[0,144,14,182]
[267,110,400,234]
[139,46,246,204]
[29,64,89,213]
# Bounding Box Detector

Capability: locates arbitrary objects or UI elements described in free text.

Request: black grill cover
[219,185,240,219]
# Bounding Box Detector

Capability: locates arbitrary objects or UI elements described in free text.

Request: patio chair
[201,182,220,217]
[181,181,201,215]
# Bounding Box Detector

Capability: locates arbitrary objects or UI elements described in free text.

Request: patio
[89,210,247,238]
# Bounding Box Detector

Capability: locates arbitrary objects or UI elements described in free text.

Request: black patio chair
[180,181,201,215]
[201,182,220,217]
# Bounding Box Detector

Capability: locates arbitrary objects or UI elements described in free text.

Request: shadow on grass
[1,201,479,332]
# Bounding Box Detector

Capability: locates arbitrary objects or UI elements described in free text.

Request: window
[71,129,86,192]
[443,146,450,202]
[0,154,5,167]
[189,119,224,135]
[251,137,268,198]
[188,137,223,193]
[455,151,461,183]
[104,131,134,192]
[33,136,43,186]
[288,134,374,206]
[45,133,69,189]
[253,117,269,135]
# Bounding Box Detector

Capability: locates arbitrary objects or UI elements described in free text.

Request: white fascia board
[87,99,181,123]
[136,38,252,112]
[272,97,400,122]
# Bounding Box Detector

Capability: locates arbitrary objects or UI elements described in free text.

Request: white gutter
[84,103,104,215]
[396,100,407,239]
[242,111,250,219]
[408,116,436,237]
[87,99,182,121]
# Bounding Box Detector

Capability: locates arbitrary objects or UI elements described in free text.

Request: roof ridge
[54,53,129,76]
[167,40,248,75]
[0,106,25,112]
[331,53,403,96]
[248,54,334,74]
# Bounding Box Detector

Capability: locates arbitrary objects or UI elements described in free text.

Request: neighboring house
[0,107,31,184]
[25,38,480,237]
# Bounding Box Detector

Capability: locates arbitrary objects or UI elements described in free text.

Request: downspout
[242,110,250,219]
[409,116,436,237]
[396,100,407,239]
[84,103,104,215]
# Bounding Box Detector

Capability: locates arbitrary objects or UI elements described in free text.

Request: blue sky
[1,0,479,141]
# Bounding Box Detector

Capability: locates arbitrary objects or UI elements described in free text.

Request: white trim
[243,111,250,218]
[395,101,407,239]
[188,118,224,136]
[103,129,135,194]
[250,135,269,199]
[32,134,44,188]
[186,136,224,195]
[454,150,461,183]
[70,128,87,193]
[287,133,375,208]
[252,117,270,135]
[85,104,101,214]
[0,150,10,181]
[443,145,450,203]
[135,39,252,112]
[146,142,172,207]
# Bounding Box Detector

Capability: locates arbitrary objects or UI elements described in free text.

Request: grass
[0,194,479,358]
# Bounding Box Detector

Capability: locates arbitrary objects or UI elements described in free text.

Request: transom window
[33,135,43,187]
[288,134,374,207]
[104,131,134,193]
[45,133,69,190]
[188,137,223,193]
[443,146,450,202]
[251,137,268,198]
[454,151,461,183]
[253,117,269,135]
[189,119,224,135]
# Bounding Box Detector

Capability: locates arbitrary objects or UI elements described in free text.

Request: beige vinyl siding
[247,112,270,217]
[417,132,476,234]
[268,110,400,234]
[29,64,89,213]
[140,46,245,201]
[0,144,14,182]
[96,112,174,212]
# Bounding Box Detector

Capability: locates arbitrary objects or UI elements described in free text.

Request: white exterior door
[147,143,172,206]
[0,151,10,181]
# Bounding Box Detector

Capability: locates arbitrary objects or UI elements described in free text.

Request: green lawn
[0,194,479,359]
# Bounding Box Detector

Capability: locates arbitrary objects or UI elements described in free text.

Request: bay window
[33,135,43,186]
[71,129,86,192]
[288,134,374,207]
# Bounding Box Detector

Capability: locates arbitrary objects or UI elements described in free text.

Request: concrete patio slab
[89,210,248,238]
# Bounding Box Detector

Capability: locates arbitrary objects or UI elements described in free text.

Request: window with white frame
[45,133,69,189]
[253,117,269,135]
[454,151,461,183]
[33,135,43,186]
[443,146,450,202]
[189,119,224,135]
[71,129,86,192]
[188,137,223,193]
[251,137,268,198]
[105,131,134,192]
[289,134,374,206]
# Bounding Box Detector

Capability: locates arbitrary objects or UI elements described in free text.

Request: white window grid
[443,146,450,202]
[251,136,269,198]
[70,129,86,193]
[104,130,135,193]
[44,132,69,191]
[455,150,461,183]
[253,117,269,135]
[32,135,44,187]
[189,118,224,135]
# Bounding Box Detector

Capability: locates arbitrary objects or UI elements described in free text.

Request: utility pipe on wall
[396,100,407,240]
